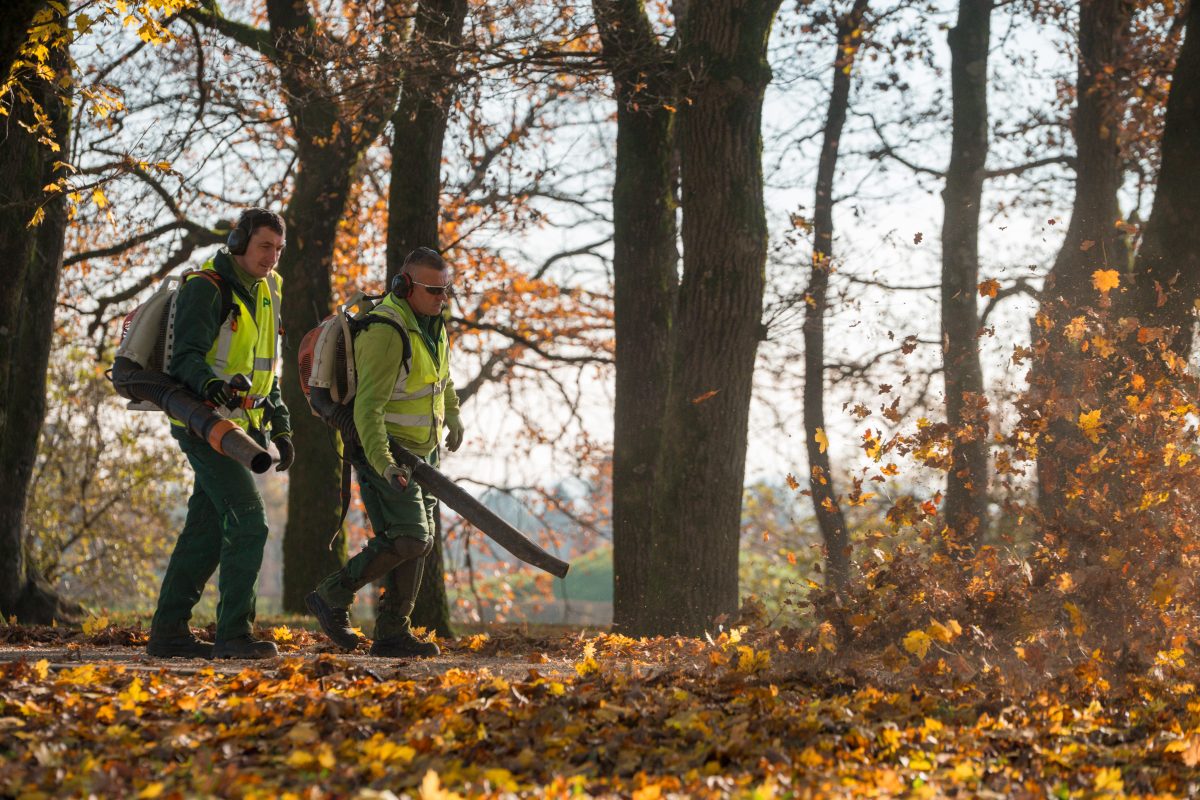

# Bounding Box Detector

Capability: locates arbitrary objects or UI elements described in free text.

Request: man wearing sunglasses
[307,247,463,658]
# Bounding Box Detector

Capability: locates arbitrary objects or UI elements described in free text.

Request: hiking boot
[213,635,278,659]
[369,629,441,658]
[305,590,364,651]
[146,627,214,659]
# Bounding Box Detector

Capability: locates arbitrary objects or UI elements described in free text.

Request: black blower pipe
[110,357,273,473]
[310,387,570,579]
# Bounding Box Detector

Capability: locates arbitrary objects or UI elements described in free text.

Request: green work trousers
[151,426,270,640]
[316,447,438,638]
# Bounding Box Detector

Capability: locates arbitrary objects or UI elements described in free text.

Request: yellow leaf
[92,187,108,209]
[903,629,932,660]
[136,783,165,799]
[1092,269,1120,294]
[1093,766,1123,793]
[421,769,464,800]
[1065,602,1086,636]
[33,660,49,681]
[927,619,961,644]
[814,428,829,453]
[286,750,315,768]
[82,615,108,636]
[272,625,293,643]
[1077,409,1102,443]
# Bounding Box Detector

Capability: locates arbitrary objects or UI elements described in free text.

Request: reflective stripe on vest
[177,260,282,430]
[368,295,449,454]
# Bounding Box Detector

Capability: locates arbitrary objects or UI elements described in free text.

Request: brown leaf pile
[3,625,1200,797]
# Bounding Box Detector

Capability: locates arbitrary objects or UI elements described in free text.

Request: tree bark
[0,0,42,83]
[1127,2,1200,352]
[641,0,782,636]
[940,0,992,549]
[805,0,869,592]
[1028,0,1134,520]
[0,28,78,623]
[594,0,679,635]
[386,0,468,636]
[263,0,401,612]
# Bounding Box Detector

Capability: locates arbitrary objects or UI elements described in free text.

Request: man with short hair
[306,247,463,658]
[147,208,293,660]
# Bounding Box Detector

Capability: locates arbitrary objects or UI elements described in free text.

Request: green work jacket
[167,249,290,437]
[354,292,460,474]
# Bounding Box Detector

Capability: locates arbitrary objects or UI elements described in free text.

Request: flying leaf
[814,428,829,454]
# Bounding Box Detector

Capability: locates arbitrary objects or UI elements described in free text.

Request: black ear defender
[227,207,273,255]
[390,247,443,297]
[390,272,414,298]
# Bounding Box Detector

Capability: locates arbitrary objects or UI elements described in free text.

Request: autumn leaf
[1077,409,1102,443]
[978,279,999,298]
[903,629,932,660]
[1092,269,1120,294]
[690,390,719,404]
[814,427,829,454]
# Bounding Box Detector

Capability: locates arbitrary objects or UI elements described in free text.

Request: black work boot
[146,624,214,659]
[213,635,279,659]
[370,629,441,658]
[305,590,364,651]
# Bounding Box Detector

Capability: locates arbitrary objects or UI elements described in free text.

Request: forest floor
[3,621,1200,798]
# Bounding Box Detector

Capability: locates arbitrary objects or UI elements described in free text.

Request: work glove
[274,434,295,472]
[203,378,234,408]
[445,413,464,452]
[384,463,413,492]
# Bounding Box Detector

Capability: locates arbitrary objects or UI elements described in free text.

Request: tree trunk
[940,0,992,549]
[266,0,399,612]
[411,510,453,636]
[641,0,782,636]
[1028,0,1134,521]
[805,0,869,592]
[0,30,78,623]
[1127,2,1200,352]
[387,0,468,635]
[278,139,358,612]
[0,0,42,82]
[594,0,679,635]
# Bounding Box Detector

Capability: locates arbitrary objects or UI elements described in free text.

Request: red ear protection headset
[390,247,442,297]
[391,272,414,298]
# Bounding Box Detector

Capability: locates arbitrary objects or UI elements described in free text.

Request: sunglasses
[412,280,452,296]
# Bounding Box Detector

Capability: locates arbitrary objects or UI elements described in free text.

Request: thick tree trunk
[411,511,453,636]
[805,0,869,592]
[940,0,992,549]
[267,0,398,612]
[1028,0,1134,521]
[594,0,679,635]
[1128,2,1200,352]
[641,0,781,636]
[0,32,78,623]
[1,0,42,82]
[387,0,467,636]
[278,140,358,612]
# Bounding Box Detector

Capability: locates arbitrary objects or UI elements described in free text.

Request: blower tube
[309,387,570,579]
[110,357,273,474]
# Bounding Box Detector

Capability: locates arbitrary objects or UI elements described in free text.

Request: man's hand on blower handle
[203,373,252,409]
[384,463,413,491]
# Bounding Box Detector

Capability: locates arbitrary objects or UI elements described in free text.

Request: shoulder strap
[183,270,238,326]
[350,313,413,374]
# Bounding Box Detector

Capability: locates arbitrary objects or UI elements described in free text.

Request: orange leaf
[1092,269,1120,294]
